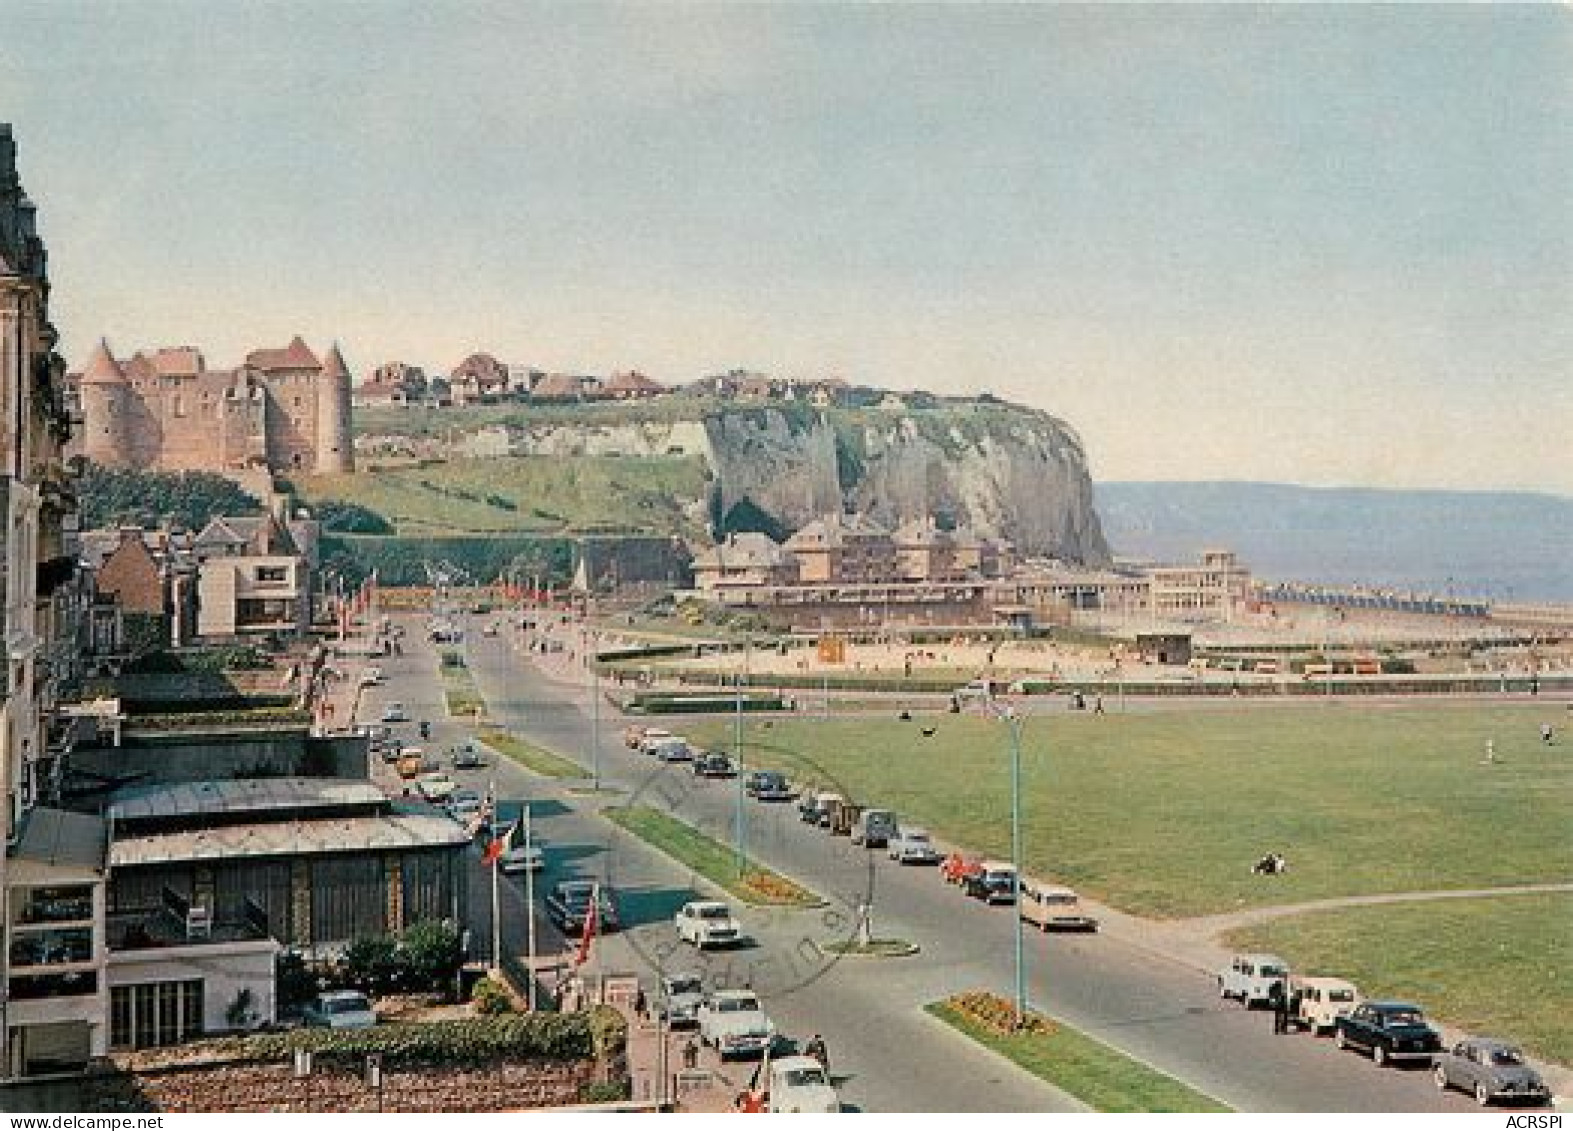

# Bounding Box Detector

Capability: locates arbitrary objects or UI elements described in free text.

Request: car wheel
[1433,1066,1449,1091]
[1372,1044,1387,1067]
[1474,1083,1491,1107]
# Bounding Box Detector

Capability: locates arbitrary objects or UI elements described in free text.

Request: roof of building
[80,339,127,384]
[532,373,586,398]
[152,346,205,376]
[692,532,788,571]
[12,808,106,876]
[247,335,320,372]
[194,515,301,557]
[605,370,666,394]
[785,513,891,549]
[109,777,387,824]
[109,812,470,868]
[320,342,350,380]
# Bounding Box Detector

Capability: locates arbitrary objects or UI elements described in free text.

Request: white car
[766,1055,840,1113]
[500,843,544,874]
[652,738,694,763]
[698,990,776,1060]
[1218,953,1290,1007]
[888,827,942,864]
[446,789,483,823]
[359,667,384,687]
[380,701,409,723]
[303,990,377,1029]
[675,900,744,949]
[416,771,457,802]
[637,729,676,755]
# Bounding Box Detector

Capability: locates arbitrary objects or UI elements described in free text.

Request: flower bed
[945,990,1054,1036]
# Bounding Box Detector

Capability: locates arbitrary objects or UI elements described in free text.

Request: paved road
[365,612,1487,1113]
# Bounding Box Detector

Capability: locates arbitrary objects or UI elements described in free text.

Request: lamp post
[734,636,749,878]
[999,703,1028,1027]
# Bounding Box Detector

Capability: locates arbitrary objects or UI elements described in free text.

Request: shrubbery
[77,461,263,530]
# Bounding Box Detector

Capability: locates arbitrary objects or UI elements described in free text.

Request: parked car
[766,1054,841,1113]
[1217,953,1291,1008]
[452,741,485,770]
[544,881,619,934]
[303,990,377,1029]
[446,789,483,822]
[1335,1001,1443,1067]
[692,751,738,778]
[624,724,649,749]
[1290,976,1360,1035]
[656,972,706,1029]
[359,667,384,687]
[850,808,897,848]
[675,900,745,949]
[1019,881,1099,931]
[416,772,458,803]
[745,770,793,801]
[380,701,409,723]
[651,738,694,763]
[500,842,544,875]
[963,861,1019,904]
[941,853,983,886]
[799,791,841,826]
[888,827,942,865]
[636,729,676,755]
[697,990,776,1060]
[1433,1038,1553,1106]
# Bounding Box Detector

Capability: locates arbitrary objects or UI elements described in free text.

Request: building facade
[72,336,353,477]
[2,123,109,1080]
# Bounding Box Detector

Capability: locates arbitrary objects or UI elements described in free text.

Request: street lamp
[996,701,1028,1027]
[734,635,749,878]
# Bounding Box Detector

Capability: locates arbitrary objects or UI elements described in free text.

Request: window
[111,979,204,1049]
[255,566,287,584]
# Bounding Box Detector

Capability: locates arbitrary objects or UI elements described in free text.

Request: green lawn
[684,702,1572,917]
[439,652,486,718]
[926,1001,1229,1112]
[298,454,707,536]
[1224,894,1573,1066]
[603,805,820,906]
[477,729,587,779]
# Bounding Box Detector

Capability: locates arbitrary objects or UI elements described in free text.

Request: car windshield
[1328,989,1355,1002]
[906,832,930,843]
[1044,895,1076,906]
[697,906,731,920]
[716,997,759,1013]
[668,977,702,996]
[1488,1048,1525,1066]
[783,1067,827,1088]
[1384,1010,1423,1026]
[1259,965,1287,977]
[327,996,369,1014]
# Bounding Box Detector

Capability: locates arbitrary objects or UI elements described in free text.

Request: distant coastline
[1096,481,1573,604]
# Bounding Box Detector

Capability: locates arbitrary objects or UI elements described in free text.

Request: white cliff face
[504,405,1110,563]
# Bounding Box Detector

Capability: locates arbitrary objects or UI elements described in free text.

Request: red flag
[482,835,506,866]
[573,885,599,968]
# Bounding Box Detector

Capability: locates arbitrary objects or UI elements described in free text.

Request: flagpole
[524,805,537,1011]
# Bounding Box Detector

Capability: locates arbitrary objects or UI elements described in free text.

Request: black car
[693,751,738,778]
[1336,1001,1443,1067]
[962,865,1019,905]
[543,881,619,934]
[747,771,793,801]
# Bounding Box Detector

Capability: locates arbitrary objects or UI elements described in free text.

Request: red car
[941,854,983,886]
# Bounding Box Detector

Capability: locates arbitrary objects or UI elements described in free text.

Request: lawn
[477,728,587,779]
[603,805,820,907]
[683,701,1572,918]
[1224,893,1573,1066]
[438,651,485,718]
[926,997,1229,1112]
[298,454,707,536]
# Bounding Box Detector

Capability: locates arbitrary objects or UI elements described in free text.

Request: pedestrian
[1093,695,1105,715]
[1270,980,1289,1035]
[1287,984,1304,1033]
[682,1038,699,1071]
[804,1033,829,1073]
[1541,723,1555,746]
[634,986,648,1022]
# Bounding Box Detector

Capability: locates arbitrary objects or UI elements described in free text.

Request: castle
[71,335,353,477]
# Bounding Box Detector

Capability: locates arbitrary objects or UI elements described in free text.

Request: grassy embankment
[603,805,820,907]
[298,454,706,537]
[475,728,587,780]
[926,997,1229,1113]
[684,702,1571,1063]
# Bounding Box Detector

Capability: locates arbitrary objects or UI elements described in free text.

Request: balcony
[8,969,98,1001]
[107,901,271,954]
[9,926,94,968]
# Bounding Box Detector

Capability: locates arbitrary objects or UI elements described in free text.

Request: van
[850,808,897,848]
[1019,881,1099,932]
[1218,953,1290,1007]
[1291,976,1361,1035]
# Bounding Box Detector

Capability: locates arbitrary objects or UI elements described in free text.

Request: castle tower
[77,338,132,467]
[316,341,354,473]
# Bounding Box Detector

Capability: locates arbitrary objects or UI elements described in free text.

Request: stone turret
[316,341,354,472]
[77,338,133,467]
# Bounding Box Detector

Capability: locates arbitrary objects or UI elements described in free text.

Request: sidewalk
[621,1008,749,1113]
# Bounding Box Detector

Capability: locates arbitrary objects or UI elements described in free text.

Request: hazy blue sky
[3,3,1568,492]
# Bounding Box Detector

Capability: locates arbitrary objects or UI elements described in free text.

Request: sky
[2,2,1569,493]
